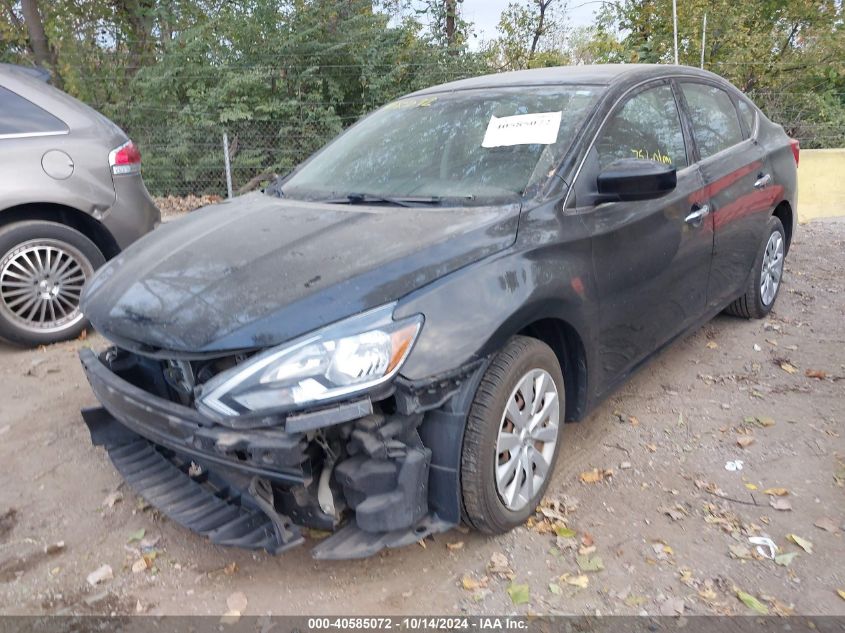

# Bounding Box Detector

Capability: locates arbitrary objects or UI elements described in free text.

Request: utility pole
[672,0,679,65]
[700,13,707,69]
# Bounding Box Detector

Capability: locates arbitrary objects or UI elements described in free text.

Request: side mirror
[596,158,677,202]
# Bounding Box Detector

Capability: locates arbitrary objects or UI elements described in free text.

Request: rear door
[571,81,710,387]
[677,82,777,311]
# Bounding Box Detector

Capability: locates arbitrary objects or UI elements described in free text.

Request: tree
[590,0,845,147]
[485,0,569,71]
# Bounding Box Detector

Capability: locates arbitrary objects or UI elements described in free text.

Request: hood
[83,193,519,354]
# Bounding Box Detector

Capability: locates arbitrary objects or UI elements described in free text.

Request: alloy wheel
[0,239,93,335]
[760,231,784,306]
[494,368,560,511]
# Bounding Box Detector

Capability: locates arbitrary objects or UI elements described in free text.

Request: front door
[572,81,712,387]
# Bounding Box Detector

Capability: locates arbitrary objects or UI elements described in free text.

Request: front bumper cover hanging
[79,348,454,559]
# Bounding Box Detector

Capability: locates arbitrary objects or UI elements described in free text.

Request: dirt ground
[0,218,843,617]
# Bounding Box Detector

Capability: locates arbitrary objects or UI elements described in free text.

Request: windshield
[278,85,603,205]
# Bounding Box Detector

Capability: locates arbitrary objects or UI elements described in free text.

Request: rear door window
[595,84,688,169]
[680,83,743,159]
[0,86,67,136]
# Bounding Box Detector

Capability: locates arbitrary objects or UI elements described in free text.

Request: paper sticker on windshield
[482,111,562,148]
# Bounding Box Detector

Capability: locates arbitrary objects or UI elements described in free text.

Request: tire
[0,220,105,347]
[461,335,565,534]
[724,216,786,319]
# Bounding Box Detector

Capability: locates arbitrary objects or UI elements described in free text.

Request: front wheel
[724,216,786,319]
[0,221,105,346]
[461,336,565,534]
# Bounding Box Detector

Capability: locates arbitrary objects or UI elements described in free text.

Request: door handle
[754,173,772,189]
[685,204,710,226]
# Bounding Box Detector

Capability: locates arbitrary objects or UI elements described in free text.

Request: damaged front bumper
[79,347,454,559]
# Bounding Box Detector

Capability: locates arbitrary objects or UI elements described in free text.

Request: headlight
[198,303,422,417]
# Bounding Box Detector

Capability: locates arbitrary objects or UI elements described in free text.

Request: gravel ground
[0,218,843,617]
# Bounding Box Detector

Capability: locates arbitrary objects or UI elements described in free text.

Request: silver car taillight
[109,140,141,175]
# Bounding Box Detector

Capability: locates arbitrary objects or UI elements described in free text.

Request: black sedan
[78,64,797,559]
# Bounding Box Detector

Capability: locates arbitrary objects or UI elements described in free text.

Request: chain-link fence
[125,116,348,198]
[120,93,844,199]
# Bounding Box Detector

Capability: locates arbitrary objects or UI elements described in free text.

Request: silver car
[0,64,159,346]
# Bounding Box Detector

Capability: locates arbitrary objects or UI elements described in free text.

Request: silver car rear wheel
[760,231,784,307]
[0,238,93,335]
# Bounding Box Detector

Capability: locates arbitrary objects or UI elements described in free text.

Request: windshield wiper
[320,193,445,207]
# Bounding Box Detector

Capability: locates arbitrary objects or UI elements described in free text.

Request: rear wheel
[461,336,564,534]
[724,216,786,319]
[0,221,105,346]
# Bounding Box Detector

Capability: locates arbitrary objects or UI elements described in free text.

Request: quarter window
[0,86,67,136]
[737,99,757,138]
[681,83,743,159]
[595,84,688,169]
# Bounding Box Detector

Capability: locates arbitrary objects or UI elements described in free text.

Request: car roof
[409,64,731,96]
[0,63,124,137]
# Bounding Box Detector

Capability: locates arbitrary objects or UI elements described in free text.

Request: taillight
[789,138,799,167]
[109,140,141,175]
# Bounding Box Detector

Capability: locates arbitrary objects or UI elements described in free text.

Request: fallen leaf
[564,574,589,589]
[763,487,789,496]
[629,415,640,426]
[805,369,827,379]
[787,534,813,554]
[662,506,686,521]
[548,583,561,595]
[838,589,845,601]
[744,483,758,490]
[645,443,657,453]
[737,590,769,615]
[736,436,755,449]
[769,498,792,511]
[698,587,717,601]
[102,492,123,508]
[770,599,795,617]
[778,361,798,374]
[506,582,530,605]
[581,533,594,547]
[757,417,776,427]
[86,564,113,587]
[461,575,486,591]
[774,552,798,567]
[575,554,604,572]
[446,541,464,551]
[706,341,718,349]
[487,552,512,577]
[579,468,612,484]
[127,528,146,543]
[813,517,837,533]
[554,525,576,539]
[131,558,148,574]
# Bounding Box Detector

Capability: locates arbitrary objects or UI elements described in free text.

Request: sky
[461,0,600,46]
